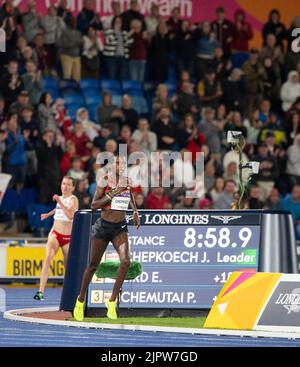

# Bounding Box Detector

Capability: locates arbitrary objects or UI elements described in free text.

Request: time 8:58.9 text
[184,227,252,249]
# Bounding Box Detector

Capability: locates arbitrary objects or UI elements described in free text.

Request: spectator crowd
[1,0,300,237]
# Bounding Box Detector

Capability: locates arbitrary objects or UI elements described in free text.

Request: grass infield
[70,317,206,328]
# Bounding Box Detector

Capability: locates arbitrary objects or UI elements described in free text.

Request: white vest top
[54,195,75,222]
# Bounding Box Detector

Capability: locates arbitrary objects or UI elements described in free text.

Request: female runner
[34,176,79,300]
[73,156,140,320]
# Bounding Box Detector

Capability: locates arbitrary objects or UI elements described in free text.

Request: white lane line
[4,306,300,340]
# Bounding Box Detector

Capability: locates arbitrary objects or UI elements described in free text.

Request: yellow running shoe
[73,297,84,321]
[105,300,117,320]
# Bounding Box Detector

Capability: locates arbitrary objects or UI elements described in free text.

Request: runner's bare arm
[41,209,56,221]
[130,189,140,229]
[54,196,79,220]
[91,186,127,210]
[91,186,111,210]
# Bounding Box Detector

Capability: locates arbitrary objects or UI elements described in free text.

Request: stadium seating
[87,104,99,122]
[88,182,97,198]
[164,81,177,96]
[0,188,19,214]
[62,93,85,105]
[66,103,84,120]
[27,203,54,237]
[100,79,122,94]
[84,94,102,106]
[122,80,143,94]
[143,81,158,97]
[18,188,39,214]
[167,65,177,82]
[58,79,80,94]
[44,87,59,100]
[231,52,250,69]
[80,78,100,91]
[43,77,57,89]
[112,94,122,107]
[131,96,149,115]
[82,87,101,97]
[125,89,142,96]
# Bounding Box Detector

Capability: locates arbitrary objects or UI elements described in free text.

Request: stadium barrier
[205,271,300,333]
[60,209,298,316]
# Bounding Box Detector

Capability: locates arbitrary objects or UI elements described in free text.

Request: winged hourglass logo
[210,215,242,224]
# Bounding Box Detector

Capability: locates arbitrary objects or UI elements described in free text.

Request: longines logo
[126,213,247,225]
[126,214,142,223]
[210,215,242,224]
[144,214,209,225]
[275,288,300,314]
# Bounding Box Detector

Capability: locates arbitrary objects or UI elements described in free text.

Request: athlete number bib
[111,190,131,211]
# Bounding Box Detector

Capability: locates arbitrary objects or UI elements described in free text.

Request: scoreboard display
[87,211,261,309]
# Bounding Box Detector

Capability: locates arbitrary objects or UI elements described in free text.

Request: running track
[1,286,300,347]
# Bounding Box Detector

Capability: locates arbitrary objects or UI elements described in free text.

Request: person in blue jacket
[280,185,300,240]
[77,0,102,35]
[4,112,27,192]
[193,20,220,80]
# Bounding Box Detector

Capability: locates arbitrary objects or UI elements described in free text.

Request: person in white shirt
[145,4,161,39]
[280,71,300,112]
[132,118,157,157]
[76,108,100,141]
[286,134,300,186]
[34,176,79,300]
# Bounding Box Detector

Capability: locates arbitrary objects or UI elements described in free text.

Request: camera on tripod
[227,130,243,145]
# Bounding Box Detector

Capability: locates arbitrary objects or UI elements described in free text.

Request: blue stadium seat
[27,204,45,229]
[58,79,80,94]
[132,96,149,115]
[44,86,59,100]
[58,79,79,89]
[80,79,100,91]
[122,80,143,94]
[18,188,38,214]
[82,88,101,98]
[0,188,19,213]
[84,94,102,106]
[143,81,158,97]
[112,94,122,106]
[126,89,142,96]
[146,95,153,115]
[167,65,176,82]
[164,81,177,95]
[88,183,97,198]
[87,104,99,121]
[27,204,54,237]
[63,93,85,105]
[231,52,250,69]
[66,103,84,120]
[43,77,57,89]
[167,73,177,83]
[172,111,180,125]
[100,79,122,94]
[87,104,99,122]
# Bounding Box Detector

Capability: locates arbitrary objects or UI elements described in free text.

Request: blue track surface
[0,286,300,347]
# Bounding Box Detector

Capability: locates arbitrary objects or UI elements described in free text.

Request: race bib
[111,193,131,211]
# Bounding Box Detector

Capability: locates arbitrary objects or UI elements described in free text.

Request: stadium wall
[2,0,298,48]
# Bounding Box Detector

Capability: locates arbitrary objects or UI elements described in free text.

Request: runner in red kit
[34,176,79,300]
